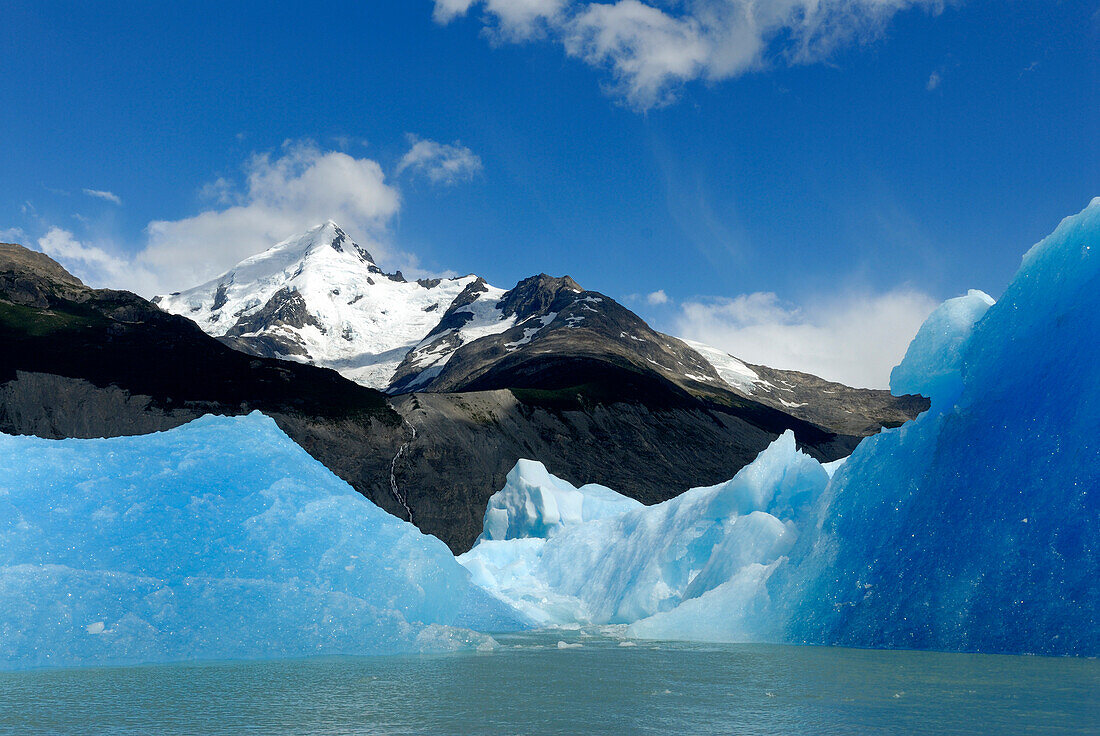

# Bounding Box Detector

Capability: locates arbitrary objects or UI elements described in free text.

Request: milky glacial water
[2,630,1096,735]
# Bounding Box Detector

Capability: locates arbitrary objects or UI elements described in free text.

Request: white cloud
[674,288,939,388]
[82,188,122,205]
[0,227,27,243]
[646,289,670,305]
[435,0,945,109]
[37,227,159,293]
[141,140,402,290]
[926,70,941,90]
[35,141,407,297]
[397,136,484,185]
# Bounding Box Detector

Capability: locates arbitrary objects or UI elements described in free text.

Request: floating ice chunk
[821,457,847,477]
[0,413,526,670]
[773,199,1100,656]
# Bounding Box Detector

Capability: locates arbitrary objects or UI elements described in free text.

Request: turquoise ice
[773,199,1100,655]
[0,413,526,670]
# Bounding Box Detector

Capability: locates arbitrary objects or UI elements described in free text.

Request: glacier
[459,433,829,632]
[0,413,526,670]
[769,198,1100,656]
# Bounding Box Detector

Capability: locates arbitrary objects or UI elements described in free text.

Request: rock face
[385,390,856,551]
[0,241,409,525]
[2,242,923,552]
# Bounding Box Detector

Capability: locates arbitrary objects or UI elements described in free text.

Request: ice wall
[772,199,1100,656]
[0,413,526,670]
[459,432,830,632]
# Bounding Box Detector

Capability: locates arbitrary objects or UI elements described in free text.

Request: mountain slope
[154,222,489,388]
[154,223,926,442]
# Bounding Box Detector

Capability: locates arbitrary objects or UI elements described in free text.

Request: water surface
[2,630,1096,735]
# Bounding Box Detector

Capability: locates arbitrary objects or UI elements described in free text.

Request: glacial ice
[888,288,995,407]
[771,199,1100,656]
[476,459,643,542]
[0,413,526,670]
[459,432,829,632]
[460,201,1100,655]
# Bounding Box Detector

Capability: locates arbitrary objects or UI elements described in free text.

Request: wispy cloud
[397,135,484,185]
[435,0,947,109]
[0,227,27,243]
[926,70,941,91]
[37,227,157,292]
[82,188,122,205]
[674,288,939,388]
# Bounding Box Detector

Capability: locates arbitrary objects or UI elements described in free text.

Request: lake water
[2,629,1097,735]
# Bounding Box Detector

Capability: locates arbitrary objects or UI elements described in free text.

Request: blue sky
[1,0,1097,386]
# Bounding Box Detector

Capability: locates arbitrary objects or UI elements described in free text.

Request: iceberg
[771,199,1100,656]
[0,413,526,670]
[459,433,829,631]
[476,459,643,542]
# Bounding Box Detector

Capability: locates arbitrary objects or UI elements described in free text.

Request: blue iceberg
[772,199,1100,656]
[0,413,525,670]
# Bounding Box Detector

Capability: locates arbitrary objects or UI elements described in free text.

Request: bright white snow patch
[156,222,485,389]
[682,340,761,394]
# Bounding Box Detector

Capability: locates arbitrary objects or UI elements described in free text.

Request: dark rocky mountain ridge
[1,242,927,551]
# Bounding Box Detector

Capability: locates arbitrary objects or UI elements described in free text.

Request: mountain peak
[300,221,377,266]
[0,242,85,289]
[498,274,584,320]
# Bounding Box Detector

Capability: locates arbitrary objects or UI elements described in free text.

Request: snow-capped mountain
[154,222,506,388]
[155,222,925,436]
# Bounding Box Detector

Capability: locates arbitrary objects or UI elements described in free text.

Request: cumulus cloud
[397,136,484,185]
[674,288,939,388]
[646,289,670,305]
[35,141,406,296]
[82,188,122,205]
[435,0,945,108]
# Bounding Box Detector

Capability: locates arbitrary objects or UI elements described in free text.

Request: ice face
[459,431,829,632]
[477,459,643,542]
[772,199,1100,656]
[889,288,994,408]
[0,413,526,670]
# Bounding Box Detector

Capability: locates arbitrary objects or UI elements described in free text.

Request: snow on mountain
[155,222,487,388]
[681,339,762,394]
[155,223,926,437]
[388,278,516,393]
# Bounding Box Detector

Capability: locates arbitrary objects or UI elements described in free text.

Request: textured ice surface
[476,459,643,542]
[772,199,1100,656]
[459,432,829,632]
[0,413,525,670]
[889,289,995,407]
